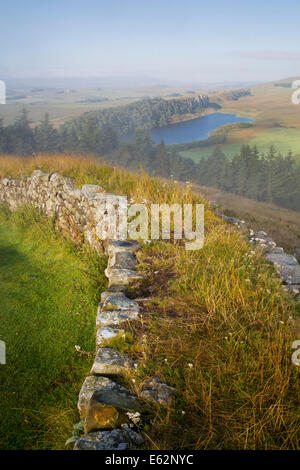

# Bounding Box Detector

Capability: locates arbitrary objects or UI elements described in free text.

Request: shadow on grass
[0,245,27,268]
[0,217,106,450]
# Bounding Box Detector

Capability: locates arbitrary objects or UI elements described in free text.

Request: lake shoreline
[149,112,255,145]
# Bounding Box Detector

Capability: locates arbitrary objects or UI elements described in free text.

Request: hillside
[180,78,300,162]
[60,94,219,139]
[0,154,299,450]
[0,84,220,127]
[195,184,300,256]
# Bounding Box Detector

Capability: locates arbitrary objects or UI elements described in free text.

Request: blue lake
[147,112,254,145]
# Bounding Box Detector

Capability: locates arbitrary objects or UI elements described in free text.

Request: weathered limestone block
[102,294,139,312]
[91,348,134,375]
[217,214,245,227]
[108,251,137,271]
[255,237,276,246]
[105,267,145,286]
[108,240,141,255]
[140,376,176,406]
[96,326,125,347]
[74,428,143,450]
[266,253,298,267]
[254,230,267,238]
[78,375,136,418]
[96,306,140,328]
[266,246,284,254]
[84,390,143,433]
[101,290,125,302]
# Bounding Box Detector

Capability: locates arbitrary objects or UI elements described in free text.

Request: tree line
[61,94,219,138]
[196,145,300,211]
[0,108,299,212]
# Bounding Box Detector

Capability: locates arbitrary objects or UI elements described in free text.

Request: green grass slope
[0,205,107,449]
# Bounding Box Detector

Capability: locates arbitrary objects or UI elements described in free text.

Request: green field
[0,205,107,449]
[180,126,300,162]
[179,79,300,161]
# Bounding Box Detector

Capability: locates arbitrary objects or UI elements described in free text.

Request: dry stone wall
[0,170,127,251]
[218,214,300,302]
[3,171,297,448]
[0,171,175,451]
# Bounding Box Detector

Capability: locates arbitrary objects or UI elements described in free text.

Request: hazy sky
[1,0,300,84]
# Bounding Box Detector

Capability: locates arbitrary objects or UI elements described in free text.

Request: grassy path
[0,206,107,449]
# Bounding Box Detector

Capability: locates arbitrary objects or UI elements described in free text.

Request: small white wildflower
[75,345,81,352]
[188,363,193,368]
[131,378,136,383]
[225,336,228,340]
[164,358,168,362]
[279,321,284,325]
[154,270,159,274]
[126,412,141,425]
[293,288,299,294]
[181,411,185,415]
[134,363,138,369]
